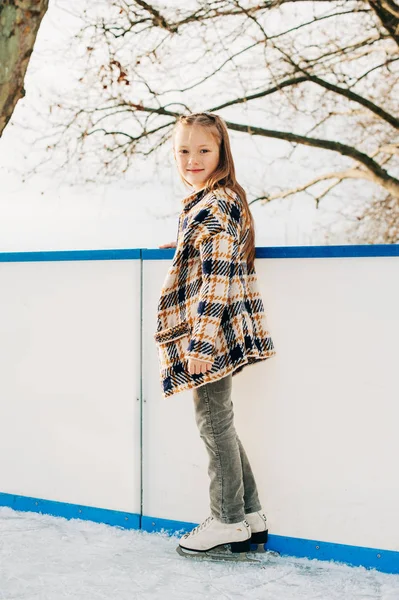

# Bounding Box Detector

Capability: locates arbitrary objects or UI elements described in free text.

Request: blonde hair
[172,112,256,272]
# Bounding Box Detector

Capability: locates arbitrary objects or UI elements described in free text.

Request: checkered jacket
[154,186,276,398]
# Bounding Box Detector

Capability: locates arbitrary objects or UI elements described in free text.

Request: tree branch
[211,73,399,130]
[222,118,399,197]
[251,167,381,206]
[368,0,399,46]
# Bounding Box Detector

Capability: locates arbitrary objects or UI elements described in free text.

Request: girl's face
[173,124,220,192]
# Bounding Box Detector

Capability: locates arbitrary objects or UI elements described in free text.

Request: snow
[1,507,398,599]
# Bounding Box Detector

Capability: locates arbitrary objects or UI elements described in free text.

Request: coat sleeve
[185,198,241,364]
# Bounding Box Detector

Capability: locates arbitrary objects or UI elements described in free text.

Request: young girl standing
[154,112,276,557]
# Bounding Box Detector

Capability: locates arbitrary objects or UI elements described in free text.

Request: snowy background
[0,0,364,253]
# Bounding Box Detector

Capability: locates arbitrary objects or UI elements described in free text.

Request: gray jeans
[192,373,262,524]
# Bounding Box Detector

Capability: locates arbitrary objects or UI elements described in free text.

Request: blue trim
[267,534,399,574]
[0,245,397,262]
[0,492,140,530]
[141,515,197,536]
[143,245,399,261]
[143,248,175,260]
[0,249,140,262]
[255,244,399,258]
[141,515,399,575]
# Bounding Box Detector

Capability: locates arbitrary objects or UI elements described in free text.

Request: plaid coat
[154,186,276,398]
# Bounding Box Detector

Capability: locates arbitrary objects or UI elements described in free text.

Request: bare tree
[43,0,399,241]
[318,189,399,243]
[0,0,49,137]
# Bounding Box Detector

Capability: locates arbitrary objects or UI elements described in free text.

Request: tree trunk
[0,0,49,137]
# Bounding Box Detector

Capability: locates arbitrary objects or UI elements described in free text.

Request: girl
[155,112,276,556]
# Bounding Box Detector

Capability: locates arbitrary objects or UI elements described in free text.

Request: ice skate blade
[176,544,261,563]
[250,543,281,557]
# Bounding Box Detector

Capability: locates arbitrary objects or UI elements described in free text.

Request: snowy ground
[0,507,398,600]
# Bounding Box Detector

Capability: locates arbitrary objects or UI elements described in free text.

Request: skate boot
[178,515,251,554]
[245,510,268,545]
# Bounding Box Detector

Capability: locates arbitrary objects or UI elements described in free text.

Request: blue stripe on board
[141,515,197,536]
[143,244,399,261]
[143,248,176,260]
[267,534,399,574]
[0,249,140,262]
[255,244,399,258]
[0,245,397,262]
[141,515,399,575]
[0,492,140,530]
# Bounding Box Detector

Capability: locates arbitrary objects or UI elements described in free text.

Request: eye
[200,149,209,153]
[179,150,188,154]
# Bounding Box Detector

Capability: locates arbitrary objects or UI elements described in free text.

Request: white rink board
[142,260,211,523]
[0,259,141,514]
[143,255,399,552]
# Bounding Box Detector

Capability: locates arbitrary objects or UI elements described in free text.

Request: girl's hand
[187,357,213,375]
[159,241,177,249]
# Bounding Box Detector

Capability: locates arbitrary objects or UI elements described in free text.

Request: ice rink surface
[0,507,398,600]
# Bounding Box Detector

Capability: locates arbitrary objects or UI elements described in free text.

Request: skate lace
[184,516,213,538]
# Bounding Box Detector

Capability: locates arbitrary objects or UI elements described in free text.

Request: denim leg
[236,435,262,514]
[192,373,261,524]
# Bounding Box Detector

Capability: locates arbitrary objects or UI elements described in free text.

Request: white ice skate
[176,515,257,562]
[176,514,279,563]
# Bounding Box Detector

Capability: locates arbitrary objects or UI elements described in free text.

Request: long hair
[172,112,256,272]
